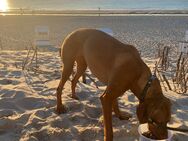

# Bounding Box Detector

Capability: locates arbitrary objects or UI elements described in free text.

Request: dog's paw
[56,105,67,114]
[118,111,132,120]
[70,95,79,100]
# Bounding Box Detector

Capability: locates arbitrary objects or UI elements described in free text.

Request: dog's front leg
[100,93,113,141]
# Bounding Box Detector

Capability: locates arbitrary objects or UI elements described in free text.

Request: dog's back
[61,28,142,84]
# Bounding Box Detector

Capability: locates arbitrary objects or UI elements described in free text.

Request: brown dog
[56,28,171,141]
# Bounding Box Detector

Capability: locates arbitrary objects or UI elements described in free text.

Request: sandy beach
[0,15,188,141]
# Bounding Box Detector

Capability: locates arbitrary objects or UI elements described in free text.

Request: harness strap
[139,75,156,103]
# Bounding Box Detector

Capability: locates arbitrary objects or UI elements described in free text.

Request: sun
[0,0,9,12]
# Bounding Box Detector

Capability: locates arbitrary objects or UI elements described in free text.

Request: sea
[7,0,188,10]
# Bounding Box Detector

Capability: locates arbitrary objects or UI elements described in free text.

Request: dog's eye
[148,118,159,126]
[148,118,156,124]
[148,118,166,129]
[148,118,153,123]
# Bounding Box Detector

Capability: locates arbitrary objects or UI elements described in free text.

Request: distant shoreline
[1,9,188,16]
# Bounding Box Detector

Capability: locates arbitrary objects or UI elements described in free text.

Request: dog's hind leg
[56,61,74,114]
[113,99,132,120]
[71,57,87,100]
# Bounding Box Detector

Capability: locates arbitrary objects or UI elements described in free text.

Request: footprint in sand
[0,99,19,110]
[64,100,83,112]
[0,89,26,103]
[32,86,45,92]
[9,70,22,78]
[0,118,16,130]
[13,91,26,99]
[40,88,56,96]
[0,78,20,85]
[0,118,23,140]
[0,109,15,118]
[84,104,102,119]
[34,109,53,119]
[50,116,71,129]
[31,81,47,92]
[0,70,8,77]
[0,89,15,98]
[79,127,103,141]
[16,97,51,110]
[0,79,13,85]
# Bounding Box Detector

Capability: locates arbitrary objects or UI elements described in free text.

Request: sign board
[179,42,188,55]
[34,26,51,46]
[98,28,113,36]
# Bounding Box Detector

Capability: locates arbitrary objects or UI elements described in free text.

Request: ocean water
[7,0,188,10]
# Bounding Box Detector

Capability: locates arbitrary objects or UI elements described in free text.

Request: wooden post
[22,44,32,70]
[0,38,3,50]
[176,52,182,83]
[98,7,100,16]
[162,74,172,90]
[156,69,167,91]
[179,58,187,93]
[35,46,38,69]
[161,46,169,70]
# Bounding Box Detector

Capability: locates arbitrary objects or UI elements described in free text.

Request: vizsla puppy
[56,28,171,141]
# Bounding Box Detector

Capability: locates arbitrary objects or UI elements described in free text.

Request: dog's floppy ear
[136,103,148,124]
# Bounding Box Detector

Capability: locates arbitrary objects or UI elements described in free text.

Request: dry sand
[0,15,188,141]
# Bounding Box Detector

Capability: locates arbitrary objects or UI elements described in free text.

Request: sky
[1,0,188,11]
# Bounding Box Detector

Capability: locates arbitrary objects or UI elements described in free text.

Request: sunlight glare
[0,0,9,12]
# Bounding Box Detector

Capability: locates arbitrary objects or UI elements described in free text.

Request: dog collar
[139,75,156,103]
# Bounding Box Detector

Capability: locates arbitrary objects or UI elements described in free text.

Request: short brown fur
[56,28,171,141]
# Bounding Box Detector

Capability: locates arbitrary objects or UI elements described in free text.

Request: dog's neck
[130,65,162,101]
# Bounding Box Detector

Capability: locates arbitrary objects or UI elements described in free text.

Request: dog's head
[136,79,171,139]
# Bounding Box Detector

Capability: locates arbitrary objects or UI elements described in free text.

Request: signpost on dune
[22,26,54,70]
